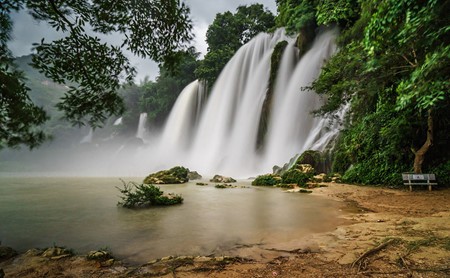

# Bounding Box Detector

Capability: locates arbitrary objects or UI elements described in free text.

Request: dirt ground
[1,183,449,277]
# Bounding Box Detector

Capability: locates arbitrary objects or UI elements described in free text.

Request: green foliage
[312,0,449,186]
[252,174,282,186]
[258,40,288,147]
[1,0,193,148]
[1,4,49,149]
[281,169,312,187]
[196,4,275,86]
[316,0,360,26]
[140,48,199,127]
[431,161,450,186]
[116,180,183,208]
[143,166,189,184]
[275,0,316,33]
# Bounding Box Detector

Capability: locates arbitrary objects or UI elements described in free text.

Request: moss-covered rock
[210,175,236,183]
[281,168,313,187]
[143,166,189,184]
[187,171,202,180]
[252,174,282,186]
[257,40,289,148]
[294,150,332,174]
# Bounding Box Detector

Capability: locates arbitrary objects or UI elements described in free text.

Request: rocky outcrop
[210,175,236,183]
[143,166,189,184]
[273,150,332,175]
[187,171,202,180]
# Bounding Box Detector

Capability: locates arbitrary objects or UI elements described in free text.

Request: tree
[364,0,449,173]
[1,2,48,149]
[140,47,200,127]
[312,0,450,183]
[0,0,193,149]
[196,4,275,86]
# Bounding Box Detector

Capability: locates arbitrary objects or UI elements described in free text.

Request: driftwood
[351,239,396,268]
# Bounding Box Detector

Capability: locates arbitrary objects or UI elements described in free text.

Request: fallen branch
[351,239,396,268]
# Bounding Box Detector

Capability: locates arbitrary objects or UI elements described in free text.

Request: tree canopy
[303,0,450,184]
[1,0,193,149]
[196,4,275,86]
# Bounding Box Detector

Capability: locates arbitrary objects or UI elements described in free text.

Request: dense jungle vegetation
[277,0,449,185]
[2,1,449,186]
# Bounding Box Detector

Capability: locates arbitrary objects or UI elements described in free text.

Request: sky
[9,0,277,83]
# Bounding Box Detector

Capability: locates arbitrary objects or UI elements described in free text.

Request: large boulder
[187,171,202,180]
[210,175,236,183]
[273,150,332,175]
[143,166,189,184]
[294,150,331,174]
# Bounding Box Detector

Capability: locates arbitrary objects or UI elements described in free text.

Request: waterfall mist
[1,28,344,178]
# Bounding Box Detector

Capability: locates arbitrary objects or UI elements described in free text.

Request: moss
[252,174,282,186]
[143,166,189,184]
[281,169,313,187]
[257,40,289,148]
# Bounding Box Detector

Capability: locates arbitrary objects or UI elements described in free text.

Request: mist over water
[1,28,344,178]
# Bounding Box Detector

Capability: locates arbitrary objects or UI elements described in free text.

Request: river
[0,176,345,264]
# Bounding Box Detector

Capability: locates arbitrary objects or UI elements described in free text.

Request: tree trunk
[412,109,433,174]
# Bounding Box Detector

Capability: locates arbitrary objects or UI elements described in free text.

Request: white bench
[402,173,437,191]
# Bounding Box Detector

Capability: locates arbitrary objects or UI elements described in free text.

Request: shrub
[281,169,312,187]
[431,160,450,187]
[252,174,282,186]
[116,180,183,208]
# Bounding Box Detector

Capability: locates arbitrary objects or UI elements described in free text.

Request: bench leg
[428,184,432,191]
[409,185,412,192]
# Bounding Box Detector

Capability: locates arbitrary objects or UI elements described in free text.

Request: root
[351,239,396,268]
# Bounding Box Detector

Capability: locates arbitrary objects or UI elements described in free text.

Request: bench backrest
[402,173,436,181]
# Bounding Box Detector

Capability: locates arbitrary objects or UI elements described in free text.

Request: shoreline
[1,183,449,277]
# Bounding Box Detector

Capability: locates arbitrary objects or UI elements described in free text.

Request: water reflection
[0,177,344,263]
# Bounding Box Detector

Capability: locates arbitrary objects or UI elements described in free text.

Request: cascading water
[136,113,148,140]
[135,28,341,178]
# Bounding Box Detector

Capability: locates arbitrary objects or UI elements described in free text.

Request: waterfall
[137,28,341,178]
[159,80,206,150]
[262,28,339,169]
[113,117,123,126]
[80,127,93,144]
[136,113,148,139]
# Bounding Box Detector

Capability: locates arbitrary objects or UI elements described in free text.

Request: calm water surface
[0,177,344,263]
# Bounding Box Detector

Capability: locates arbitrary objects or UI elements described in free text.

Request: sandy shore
[1,183,449,277]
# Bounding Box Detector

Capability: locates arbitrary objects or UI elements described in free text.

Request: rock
[214,184,237,188]
[196,182,208,186]
[86,250,112,261]
[25,249,42,257]
[210,175,236,183]
[187,171,202,180]
[0,246,17,261]
[313,173,327,183]
[331,173,342,183]
[143,166,189,184]
[101,258,115,267]
[272,165,282,175]
[296,164,315,174]
[42,247,72,259]
[299,189,313,194]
